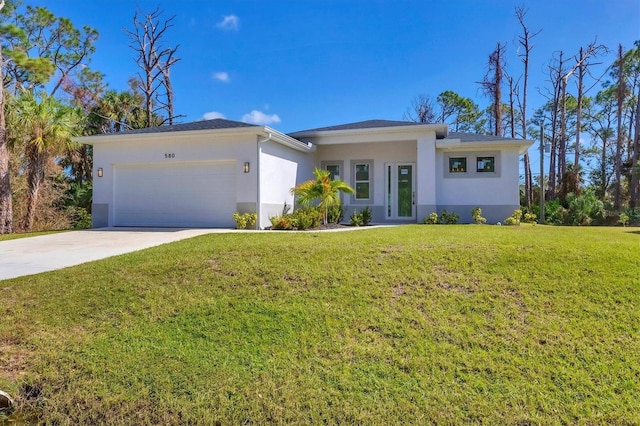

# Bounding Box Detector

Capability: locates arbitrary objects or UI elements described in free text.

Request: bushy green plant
[618,213,629,227]
[471,207,486,224]
[439,210,459,224]
[70,207,92,229]
[292,207,322,230]
[360,206,372,225]
[349,209,363,226]
[504,209,522,226]
[233,212,257,229]
[423,212,439,224]
[523,212,537,224]
[269,208,321,230]
[327,202,344,224]
[545,200,568,225]
[566,189,605,226]
[270,214,293,230]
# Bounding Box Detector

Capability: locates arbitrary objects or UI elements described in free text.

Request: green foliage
[360,206,372,226]
[70,207,92,229]
[504,209,522,226]
[349,206,372,226]
[618,213,629,227]
[471,207,486,224]
[439,210,459,224]
[566,189,605,226]
[326,202,344,224]
[523,212,537,224]
[232,212,257,230]
[269,207,321,230]
[423,212,439,224]
[291,168,355,224]
[349,209,362,226]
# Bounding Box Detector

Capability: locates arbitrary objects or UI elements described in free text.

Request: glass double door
[385,163,415,220]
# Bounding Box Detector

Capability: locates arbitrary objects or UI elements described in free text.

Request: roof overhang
[75,126,314,153]
[290,123,448,145]
[436,137,534,155]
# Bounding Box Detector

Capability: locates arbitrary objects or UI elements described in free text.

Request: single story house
[77,119,532,228]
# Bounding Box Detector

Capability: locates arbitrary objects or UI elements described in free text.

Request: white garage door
[114,161,236,227]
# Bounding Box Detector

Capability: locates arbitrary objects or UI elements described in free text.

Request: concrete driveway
[0,228,235,280]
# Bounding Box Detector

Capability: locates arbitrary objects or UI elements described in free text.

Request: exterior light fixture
[243,162,250,173]
[97,167,103,177]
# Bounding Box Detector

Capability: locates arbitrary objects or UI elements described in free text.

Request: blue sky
[35,0,639,136]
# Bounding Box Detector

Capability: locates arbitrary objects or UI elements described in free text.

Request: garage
[113,161,236,227]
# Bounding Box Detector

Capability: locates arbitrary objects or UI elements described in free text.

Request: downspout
[256,132,272,229]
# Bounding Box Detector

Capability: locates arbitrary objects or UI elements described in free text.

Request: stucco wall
[92,133,258,227]
[259,139,314,228]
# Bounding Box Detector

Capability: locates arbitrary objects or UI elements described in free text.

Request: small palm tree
[8,91,81,231]
[291,168,355,225]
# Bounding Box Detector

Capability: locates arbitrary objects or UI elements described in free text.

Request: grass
[1,225,639,424]
[0,230,68,241]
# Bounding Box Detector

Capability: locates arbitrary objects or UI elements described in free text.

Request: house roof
[99,118,259,135]
[75,118,312,152]
[289,119,449,139]
[291,119,426,134]
[446,132,526,143]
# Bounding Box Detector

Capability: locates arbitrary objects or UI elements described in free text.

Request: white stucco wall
[92,133,258,226]
[435,147,521,206]
[258,139,314,228]
[314,140,418,207]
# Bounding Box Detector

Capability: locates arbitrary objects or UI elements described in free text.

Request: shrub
[523,212,537,224]
[618,213,629,227]
[270,214,293,230]
[327,202,344,224]
[70,207,92,229]
[349,209,363,226]
[291,207,322,230]
[348,206,373,226]
[504,209,522,226]
[471,207,486,224]
[566,190,605,226]
[439,210,459,224]
[545,200,568,225]
[423,212,439,224]
[233,212,257,229]
[269,208,321,230]
[360,206,373,226]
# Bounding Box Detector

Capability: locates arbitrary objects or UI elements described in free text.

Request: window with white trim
[354,163,370,200]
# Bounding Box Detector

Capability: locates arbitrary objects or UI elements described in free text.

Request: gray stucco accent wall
[92,203,109,228]
[235,202,257,215]
[436,204,518,224]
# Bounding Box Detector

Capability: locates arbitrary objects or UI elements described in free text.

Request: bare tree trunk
[0,6,13,234]
[631,83,640,209]
[614,44,625,210]
[22,152,45,232]
[574,47,584,170]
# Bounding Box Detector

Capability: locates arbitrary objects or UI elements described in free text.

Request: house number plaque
[164,153,176,158]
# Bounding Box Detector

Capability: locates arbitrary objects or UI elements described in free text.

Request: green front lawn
[0,230,68,241]
[1,225,639,424]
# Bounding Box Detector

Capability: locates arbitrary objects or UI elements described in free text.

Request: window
[449,157,467,173]
[354,163,370,200]
[476,156,495,173]
[325,164,340,181]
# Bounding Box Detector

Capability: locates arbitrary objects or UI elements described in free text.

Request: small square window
[325,164,340,181]
[477,156,495,172]
[449,157,467,173]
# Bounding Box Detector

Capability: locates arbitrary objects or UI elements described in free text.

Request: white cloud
[212,72,230,83]
[216,15,239,31]
[241,110,281,125]
[203,111,226,120]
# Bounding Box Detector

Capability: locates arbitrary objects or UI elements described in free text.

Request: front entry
[385,163,416,220]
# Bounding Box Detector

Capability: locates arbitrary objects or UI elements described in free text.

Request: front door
[385,163,416,220]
